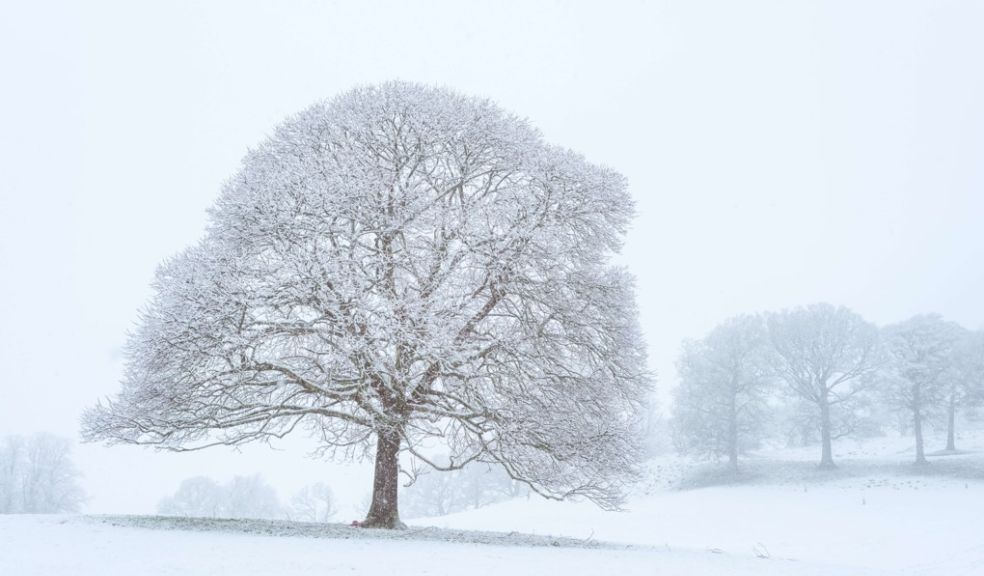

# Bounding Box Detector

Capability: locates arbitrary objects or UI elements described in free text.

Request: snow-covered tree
[766,304,881,469]
[881,314,964,464]
[82,82,650,528]
[0,434,85,514]
[672,314,772,472]
[942,329,984,451]
[289,482,336,523]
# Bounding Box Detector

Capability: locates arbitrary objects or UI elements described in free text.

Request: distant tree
[223,474,282,519]
[777,398,821,447]
[766,304,881,469]
[158,476,222,518]
[942,330,984,451]
[289,482,336,523]
[672,315,772,472]
[82,81,650,528]
[0,434,85,514]
[0,437,23,513]
[158,474,281,519]
[401,458,520,518]
[882,315,964,464]
[638,397,672,458]
[402,473,452,518]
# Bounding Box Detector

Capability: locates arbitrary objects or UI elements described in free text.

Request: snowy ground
[419,475,984,575]
[3,431,984,575]
[0,514,873,576]
[418,431,984,576]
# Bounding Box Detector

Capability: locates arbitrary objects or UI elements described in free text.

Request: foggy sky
[1,0,982,514]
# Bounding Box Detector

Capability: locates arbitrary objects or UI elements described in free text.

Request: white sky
[1,0,982,514]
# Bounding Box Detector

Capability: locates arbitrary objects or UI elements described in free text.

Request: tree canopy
[82,82,650,527]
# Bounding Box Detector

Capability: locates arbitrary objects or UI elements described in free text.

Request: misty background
[1,0,982,516]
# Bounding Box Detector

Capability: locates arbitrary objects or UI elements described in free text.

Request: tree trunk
[361,428,404,529]
[913,382,928,466]
[913,409,927,465]
[945,396,957,452]
[728,395,739,474]
[818,391,835,469]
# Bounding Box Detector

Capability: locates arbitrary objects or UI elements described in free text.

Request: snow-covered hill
[416,431,984,575]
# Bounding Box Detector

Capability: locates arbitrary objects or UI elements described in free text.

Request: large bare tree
[82,82,650,528]
[766,303,881,469]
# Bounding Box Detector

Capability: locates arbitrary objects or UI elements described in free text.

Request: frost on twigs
[81,81,651,526]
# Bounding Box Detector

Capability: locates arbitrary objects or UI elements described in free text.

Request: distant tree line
[159,464,527,521]
[672,303,984,470]
[0,433,85,513]
[400,458,526,518]
[158,474,336,522]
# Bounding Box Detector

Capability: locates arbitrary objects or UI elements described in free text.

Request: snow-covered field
[0,514,873,576]
[3,432,983,576]
[422,471,984,575]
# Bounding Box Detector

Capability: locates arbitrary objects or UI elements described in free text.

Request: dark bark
[945,396,957,452]
[818,390,835,469]
[361,428,404,529]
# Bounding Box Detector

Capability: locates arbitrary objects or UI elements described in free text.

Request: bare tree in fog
[942,330,984,452]
[158,474,282,519]
[767,304,881,469]
[881,315,964,465]
[0,434,84,514]
[401,459,521,518]
[157,476,222,518]
[289,482,336,523]
[672,314,772,472]
[224,474,282,519]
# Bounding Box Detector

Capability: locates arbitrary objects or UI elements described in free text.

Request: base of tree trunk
[913,458,930,468]
[359,516,407,530]
[817,460,837,470]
